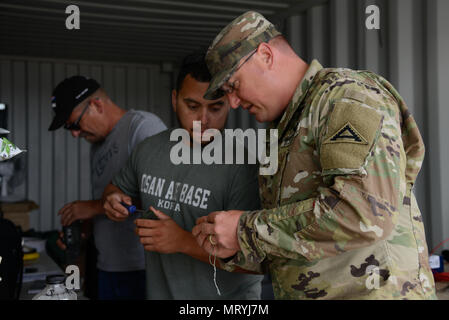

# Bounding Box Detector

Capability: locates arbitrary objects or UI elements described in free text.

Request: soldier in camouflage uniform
[192,11,436,299]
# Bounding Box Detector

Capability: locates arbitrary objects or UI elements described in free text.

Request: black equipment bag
[0,214,23,300]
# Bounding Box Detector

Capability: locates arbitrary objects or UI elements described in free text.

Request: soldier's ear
[257,43,274,70]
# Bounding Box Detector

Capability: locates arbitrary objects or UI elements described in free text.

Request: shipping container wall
[0,0,447,252]
[284,0,449,250]
[0,56,262,232]
[0,58,169,231]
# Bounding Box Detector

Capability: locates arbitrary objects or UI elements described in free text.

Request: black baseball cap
[48,76,100,131]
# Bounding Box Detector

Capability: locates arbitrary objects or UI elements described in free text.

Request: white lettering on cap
[75,88,88,100]
[51,96,57,108]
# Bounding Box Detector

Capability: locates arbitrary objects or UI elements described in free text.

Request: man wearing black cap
[49,75,167,300]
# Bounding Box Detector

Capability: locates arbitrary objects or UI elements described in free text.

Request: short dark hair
[175,50,211,92]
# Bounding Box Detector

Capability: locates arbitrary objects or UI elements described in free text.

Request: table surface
[435,262,449,300]
[19,252,448,300]
[20,251,87,300]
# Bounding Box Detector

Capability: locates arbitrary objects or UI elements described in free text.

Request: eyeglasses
[64,101,90,131]
[221,49,257,95]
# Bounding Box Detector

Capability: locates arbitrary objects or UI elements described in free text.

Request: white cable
[209,245,221,296]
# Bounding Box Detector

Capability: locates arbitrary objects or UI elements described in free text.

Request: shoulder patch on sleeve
[320,100,382,171]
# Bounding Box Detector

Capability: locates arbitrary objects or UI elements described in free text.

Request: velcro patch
[320,100,382,171]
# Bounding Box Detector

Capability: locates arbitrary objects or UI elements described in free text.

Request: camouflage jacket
[221,60,437,300]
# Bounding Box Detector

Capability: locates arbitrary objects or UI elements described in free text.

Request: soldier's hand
[192,210,244,259]
[135,206,189,254]
[103,191,132,222]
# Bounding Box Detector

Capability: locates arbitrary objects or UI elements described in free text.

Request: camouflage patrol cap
[204,11,281,100]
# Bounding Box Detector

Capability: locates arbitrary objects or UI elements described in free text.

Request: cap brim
[48,108,72,131]
[203,64,238,100]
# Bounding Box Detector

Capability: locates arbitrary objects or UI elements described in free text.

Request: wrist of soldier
[237,209,267,262]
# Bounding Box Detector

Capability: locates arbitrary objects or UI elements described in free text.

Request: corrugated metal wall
[285,0,449,251]
[0,55,261,232]
[1,0,448,252]
[0,57,174,231]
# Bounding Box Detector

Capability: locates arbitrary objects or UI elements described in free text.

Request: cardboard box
[1,200,39,231]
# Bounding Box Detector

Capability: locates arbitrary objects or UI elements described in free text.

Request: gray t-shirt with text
[91,109,166,272]
[112,129,264,299]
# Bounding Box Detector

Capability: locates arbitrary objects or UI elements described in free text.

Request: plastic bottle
[32,274,77,300]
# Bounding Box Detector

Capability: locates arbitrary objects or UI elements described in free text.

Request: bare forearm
[85,199,105,218]
[58,199,105,226]
[102,183,123,204]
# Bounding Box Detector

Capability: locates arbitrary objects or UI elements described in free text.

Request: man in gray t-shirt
[103,52,265,299]
[48,76,166,299]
